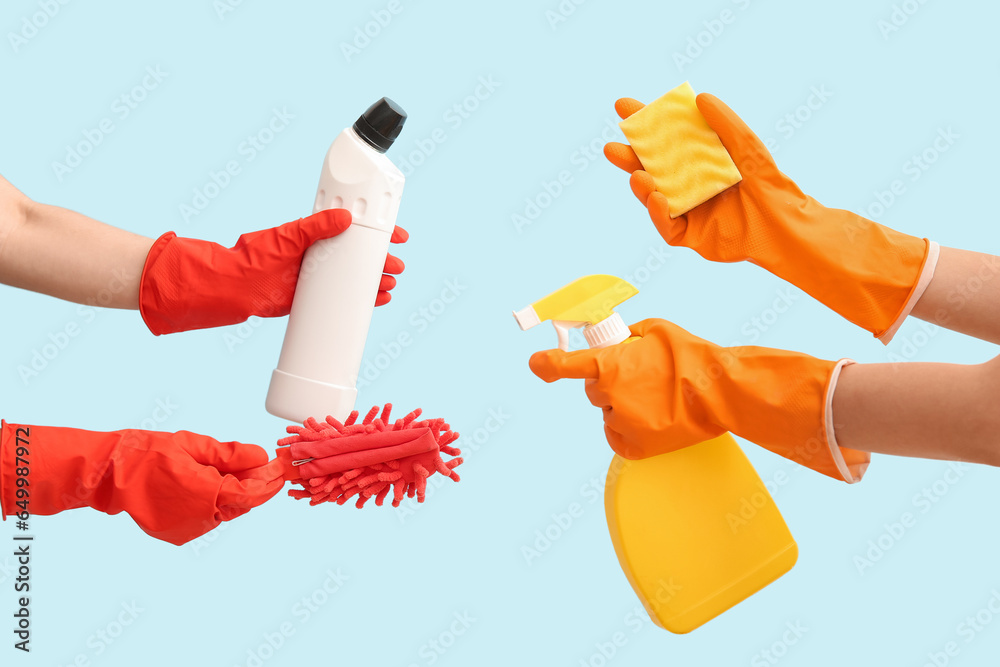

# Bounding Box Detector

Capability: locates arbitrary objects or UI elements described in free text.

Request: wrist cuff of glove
[0,421,7,520]
[138,231,179,336]
[824,359,869,483]
[0,421,27,521]
[878,240,940,345]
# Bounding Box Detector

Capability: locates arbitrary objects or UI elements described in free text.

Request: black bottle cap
[352,97,406,153]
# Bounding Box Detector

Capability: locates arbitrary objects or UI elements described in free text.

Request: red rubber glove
[139,209,408,335]
[0,421,284,545]
[378,224,408,306]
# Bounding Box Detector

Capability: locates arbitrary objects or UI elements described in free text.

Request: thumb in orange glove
[529,318,869,483]
[0,421,284,545]
[604,94,937,344]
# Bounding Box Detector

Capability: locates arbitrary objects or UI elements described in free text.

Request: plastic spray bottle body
[516,275,797,634]
[266,98,406,424]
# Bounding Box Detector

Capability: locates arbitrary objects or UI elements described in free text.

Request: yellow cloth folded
[619,82,742,218]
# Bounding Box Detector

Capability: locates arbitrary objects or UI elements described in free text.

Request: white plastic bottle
[266,98,407,423]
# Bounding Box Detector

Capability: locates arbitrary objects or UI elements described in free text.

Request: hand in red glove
[0,421,284,545]
[139,209,408,335]
[378,224,408,306]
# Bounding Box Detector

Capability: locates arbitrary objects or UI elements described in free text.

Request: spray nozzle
[513,275,638,351]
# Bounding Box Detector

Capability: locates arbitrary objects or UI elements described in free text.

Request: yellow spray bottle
[514,275,798,634]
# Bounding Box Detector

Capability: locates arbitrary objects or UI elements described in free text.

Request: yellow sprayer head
[513,275,637,351]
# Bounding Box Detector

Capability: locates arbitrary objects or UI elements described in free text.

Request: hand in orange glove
[139,209,407,335]
[0,421,284,545]
[529,318,869,483]
[605,94,937,344]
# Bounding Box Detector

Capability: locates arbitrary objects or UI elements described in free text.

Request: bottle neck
[585,312,630,349]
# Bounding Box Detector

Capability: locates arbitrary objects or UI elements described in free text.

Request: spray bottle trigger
[552,320,586,352]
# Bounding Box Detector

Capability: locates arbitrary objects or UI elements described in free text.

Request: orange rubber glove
[529,319,869,483]
[139,209,408,335]
[605,94,938,344]
[0,421,284,545]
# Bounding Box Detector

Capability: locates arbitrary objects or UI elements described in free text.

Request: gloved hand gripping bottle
[515,275,798,634]
[266,98,407,423]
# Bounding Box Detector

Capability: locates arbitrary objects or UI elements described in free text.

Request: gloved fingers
[604,424,637,460]
[390,225,409,244]
[216,475,285,509]
[629,170,656,205]
[383,253,405,275]
[604,410,649,450]
[583,377,612,409]
[695,93,773,174]
[218,506,252,522]
[186,438,272,474]
[626,318,675,339]
[217,474,285,518]
[604,142,643,173]
[614,97,645,119]
[237,457,287,483]
[529,348,601,382]
[288,208,353,247]
[232,228,268,246]
[626,318,710,354]
[647,192,687,244]
[375,273,398,307]
[240,209,351,255]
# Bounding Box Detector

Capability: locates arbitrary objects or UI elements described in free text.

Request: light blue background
[1,0,999,665]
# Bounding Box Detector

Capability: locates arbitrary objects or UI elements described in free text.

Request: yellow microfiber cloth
[619,82,742,218]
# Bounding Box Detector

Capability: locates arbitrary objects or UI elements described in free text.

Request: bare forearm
[832,356,1000,466]
[0,180,153,309]
[911,246,1000,344]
